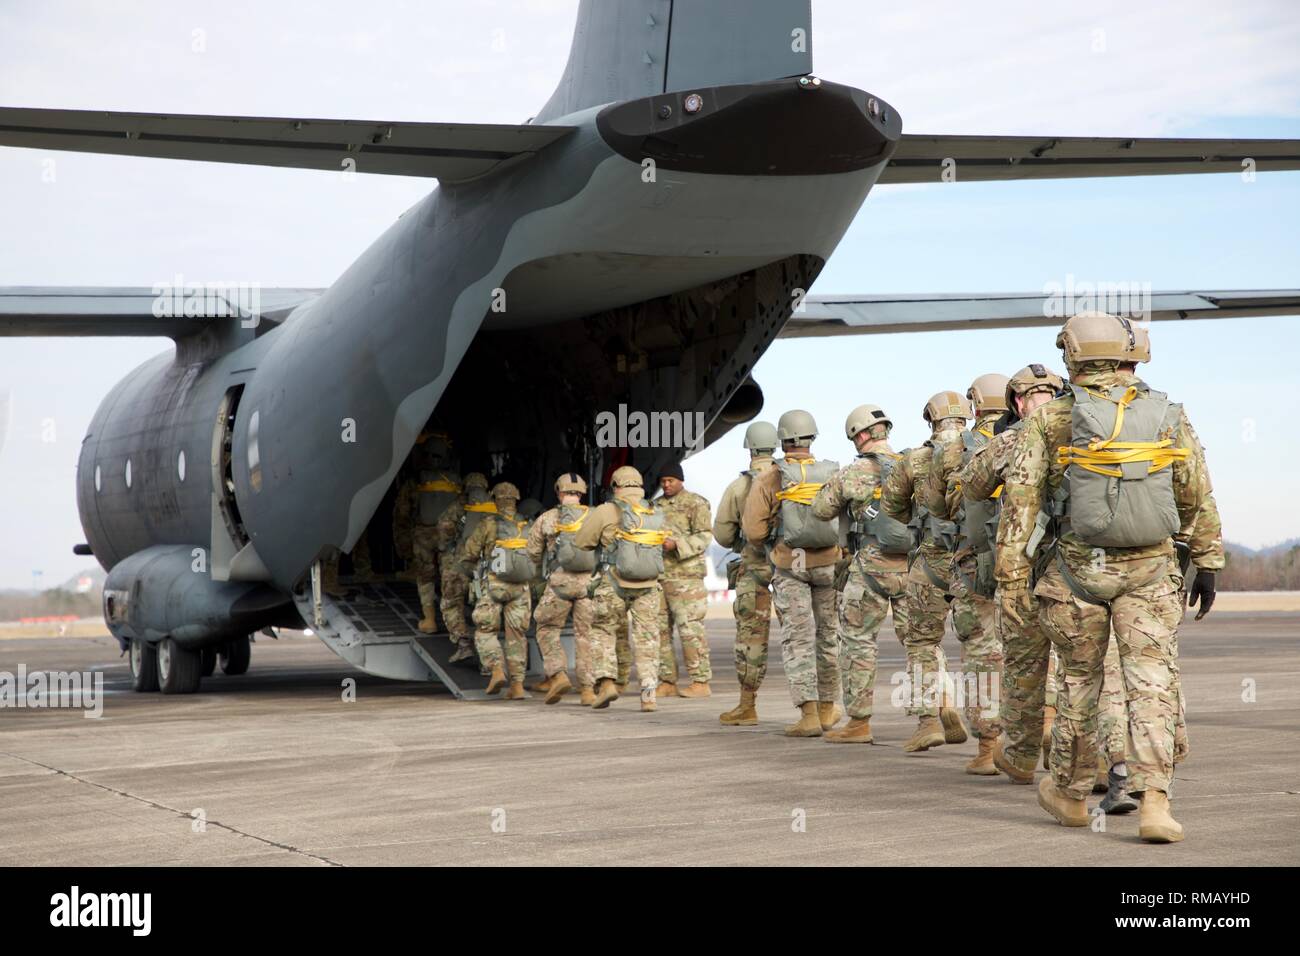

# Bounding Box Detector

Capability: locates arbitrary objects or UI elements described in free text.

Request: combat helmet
[922,391,973,424]
[554,472,588,495]
[464,472,489,491]
[490,481,521,501]
[777,409,819,444]
[1005,364,1065,409]
[742,421,778,453]
[967,374,1011,415]
[844,404,892,440]
[1056,311,1146,369]
[610,465,644,489]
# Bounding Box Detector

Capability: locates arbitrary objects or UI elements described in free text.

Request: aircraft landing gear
[129,638,158,692]
[220,635,251,676]
[200,647,217,677]
[157,637,202,694]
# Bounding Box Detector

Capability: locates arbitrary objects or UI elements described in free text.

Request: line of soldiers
[708,310,1220,844]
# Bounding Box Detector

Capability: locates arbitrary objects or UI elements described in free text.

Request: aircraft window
[125,458,132,489]
[94,465,101,493]
[177,449,186,482]
[247,409,262,493]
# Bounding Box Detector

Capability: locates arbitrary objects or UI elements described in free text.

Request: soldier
[923,374,1010,773]
[407,433,461,636]
[714,421,778,726]
[458,481,536,698]
[879,392,974,753]
[960,364,1063,781]
[573,465,666,712]
[808,405,914,744]
[741,410,842,738]
[998,312,1222,843]
[527,473,596,705]
[654,463,714,698]
[440,472,491,663]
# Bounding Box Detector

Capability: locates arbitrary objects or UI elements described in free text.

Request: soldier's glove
[1187,569,1216,620]
[998,582,1036,628]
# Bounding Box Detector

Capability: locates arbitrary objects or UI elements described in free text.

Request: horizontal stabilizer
[0,107,574,181]
[0,286,325,337]
[880,134,1300,184]
[785,290,1300,338]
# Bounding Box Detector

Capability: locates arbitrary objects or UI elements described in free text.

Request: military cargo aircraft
[2,0,1297,695]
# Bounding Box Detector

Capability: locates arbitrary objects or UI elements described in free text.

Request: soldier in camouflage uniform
[714,422,778,726]
[574,465,665,713]
[924,374,1011,773]
[439,472,491,663]
[880,392,976,753]
[403,433,461,636]
[526,473,596,705]
[998,312,1222,843]
[742,410,842,738]
[811,404,911,744]
[458,481,534,698]
[654,462,714,698]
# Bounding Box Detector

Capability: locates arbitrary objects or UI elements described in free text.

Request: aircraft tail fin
[535,0,812,124]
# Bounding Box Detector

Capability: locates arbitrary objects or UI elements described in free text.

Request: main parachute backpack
[848,453,912,555]
[489,513,536,583]
[1058,384,1187,548]
[608,498,666,581]
[553,503,597,573]
[417,470,461,526]
[774,457,839,549]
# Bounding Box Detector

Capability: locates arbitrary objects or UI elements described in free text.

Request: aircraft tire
[220,635,251,676]
[200,647,217,677]
[129,638,159,693]
[157,637,202,694]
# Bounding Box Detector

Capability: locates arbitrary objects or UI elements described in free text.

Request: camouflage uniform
[998,364,1223,799]
[742,451,840,708]
[713,455,776,690]
[880,422,966,718]
[527,506,594,684]
[926,412,1005,739]
[439,490,492,646]
[812,445,909,719]
[655,488,713,684]
[458,509,532,680]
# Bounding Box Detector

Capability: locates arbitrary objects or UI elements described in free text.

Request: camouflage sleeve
[924,439,963,519]
[811,468,846,520]
[740,467,778,550]
[712,482,741,548]
[457,518,490,573]
[394,481,413,524]
[1172,411,1225,571]
[962,439,1002,503]
[675,495,713,560]
[574,502,616,552]
[526,510,551,565]
[995,415,1049,585]
[880,454,914,524]
[434,503,462,552]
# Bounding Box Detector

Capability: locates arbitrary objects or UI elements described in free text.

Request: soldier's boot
[992,737,1034,784]
[657,681,678,698]
[1037,775,1088,827]
[579,685,597,707]
[940,707,968,744]
[818,702,842,731]
[543,671,573,706]
[1138,789,1184,843]
[1093,754,1110,794]
[417,605,438,634]
[678,681,711,699]
[903,717,946,753]
[640,686,657,713]
[449,638,475,664]
[614,682,628,695]
[965,736,1001,775]
[527,675,553,693]
[500,680,526,701]
[784,702,824,738]
[719,688,759,726]
[591,678,620,710]
[824,717,873,744]
[1099,765,1139,815]
[485,665,506,696]
[1041,705,1057,769]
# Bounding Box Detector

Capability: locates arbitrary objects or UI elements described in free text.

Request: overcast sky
[1,0,1298,589]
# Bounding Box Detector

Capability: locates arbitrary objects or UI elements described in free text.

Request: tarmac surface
[1,613,1297,866]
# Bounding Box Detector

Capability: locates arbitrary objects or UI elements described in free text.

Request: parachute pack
[553,503,596,573]
[774,457,839,549]
[847,453,912,555]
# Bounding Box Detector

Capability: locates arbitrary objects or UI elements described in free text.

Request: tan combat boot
[614,681,628,695]
[719,688,758,726]
[824,717,873,743]
[501,681,526,701]
[527,675,553,693]
[1041,705,1056,769]
[1037,775,1088,827]
[965,736,1000,775]
[579,685,596,707]
[544,671,572,705]
[485,664,506,696]
[1093,754,1110,793]
[903,716,946,753]
[784,702,823,737]
[641,686,657,712]
[1138,789,1184,843]
[591,678,620,710]
[992,737,1034,784]
[678,681,711,699]
[658,681,678,698]
[818,702,842,731]
[417,605,438,634]
[940,707,968,744]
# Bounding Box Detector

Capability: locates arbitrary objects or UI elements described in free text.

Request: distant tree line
[1219,545,1300,591]
[0,588,100,622]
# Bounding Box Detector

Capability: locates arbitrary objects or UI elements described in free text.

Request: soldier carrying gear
[810,404,909,744]
[408,458,463,634]
[433,470,490,663]
[880,392,974,754]
[654,462,714,699]
[525,472,597,706]
[573,465,668,713]
[715,421,778,726]
[997,312,1223,843]
[458,481,534,699]
[742,410,843,738]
